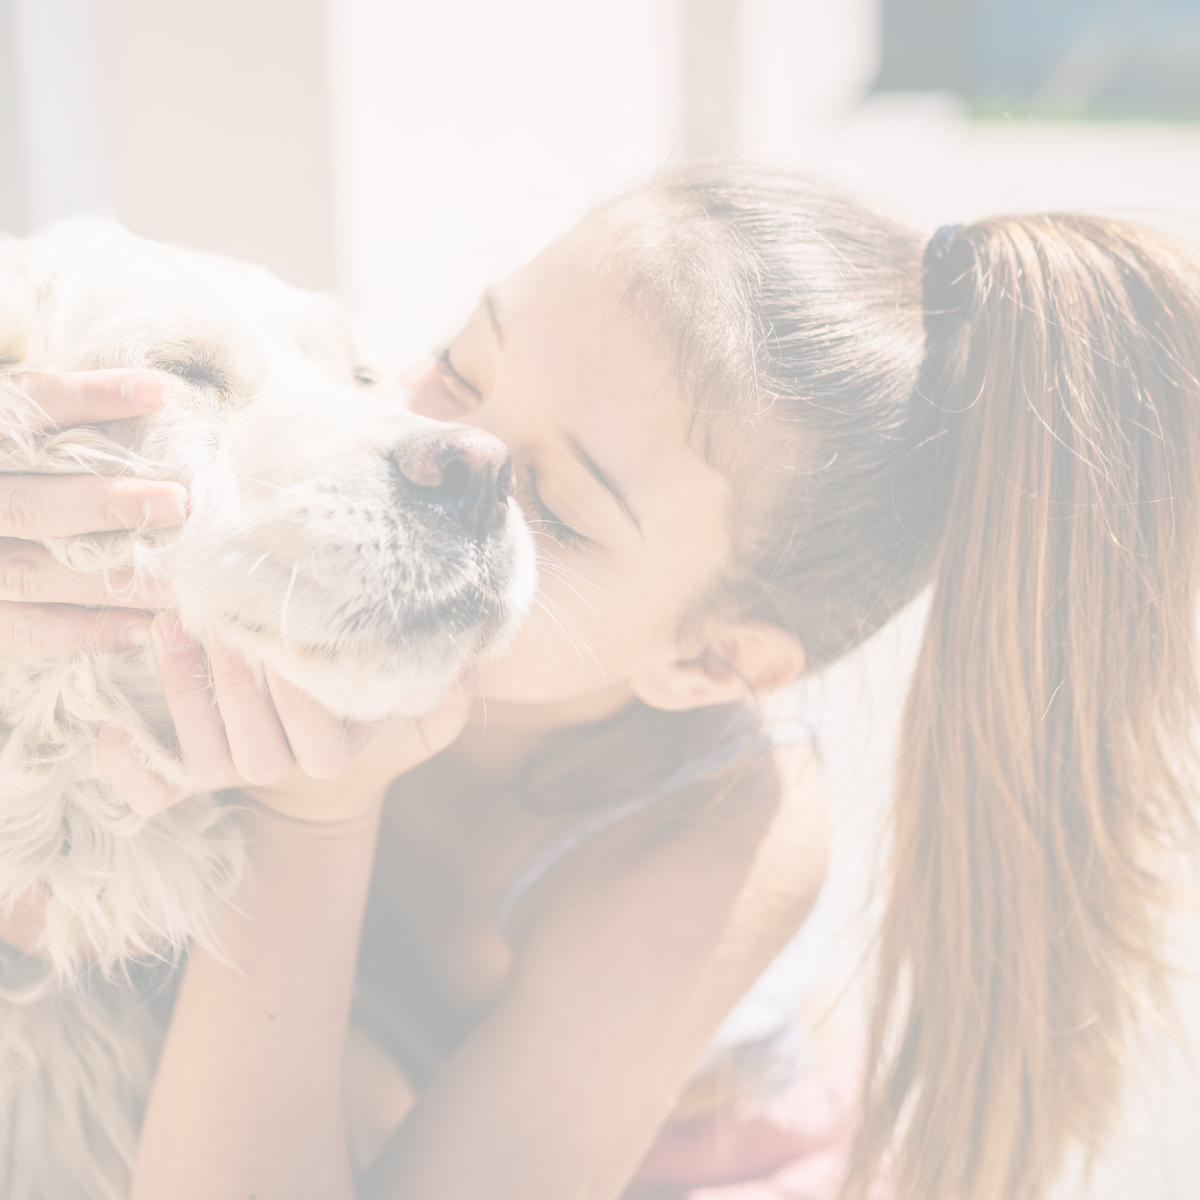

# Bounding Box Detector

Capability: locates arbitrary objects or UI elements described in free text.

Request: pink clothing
[624,1041,864,1200]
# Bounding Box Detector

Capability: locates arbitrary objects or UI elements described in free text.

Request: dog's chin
[274,654,459,722]
[204,619,475,720]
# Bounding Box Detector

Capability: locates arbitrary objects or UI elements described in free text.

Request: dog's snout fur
[394,426,513,540]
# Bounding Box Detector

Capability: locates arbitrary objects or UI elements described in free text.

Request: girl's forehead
[497,227,732,536]
[500,230,674,413]
[504,224,630,329]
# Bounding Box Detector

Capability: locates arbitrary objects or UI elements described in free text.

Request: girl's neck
[454,681,639,783]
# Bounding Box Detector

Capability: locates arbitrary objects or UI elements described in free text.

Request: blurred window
[877,0,1200,117]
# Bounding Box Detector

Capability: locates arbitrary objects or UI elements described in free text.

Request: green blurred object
[877,0,1200,119]
[969,94,1200,121]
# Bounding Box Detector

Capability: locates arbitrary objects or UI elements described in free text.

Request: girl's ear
[629,622,805,712]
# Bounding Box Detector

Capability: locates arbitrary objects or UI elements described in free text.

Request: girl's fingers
[151,614,245,791]
[0,474,187,540]
[0,886,52,958]
[108,619,389,814]
[205,630,296,786]
[403,681,477,759]
[264,666,372,779]
[16,369,167,427]
[110,616,474,819]
[0,538,171,608]
[0,532,173,644]
[0,600,152,651]
[97,619,242,816]
[97,722,188,816]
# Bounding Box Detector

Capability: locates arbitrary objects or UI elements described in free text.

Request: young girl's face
[404,221,735,716]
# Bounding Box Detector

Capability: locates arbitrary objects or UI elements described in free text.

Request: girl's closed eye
[519,465,589,549]
[433,344,481,403]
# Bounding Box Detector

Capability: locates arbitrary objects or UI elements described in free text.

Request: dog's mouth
[218,566,508,652]
[185,474,536,720]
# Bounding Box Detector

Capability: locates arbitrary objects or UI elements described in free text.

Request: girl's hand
[0,370,186,650]
[97,613,474,820]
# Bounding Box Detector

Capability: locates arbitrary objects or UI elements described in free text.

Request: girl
[3,167,1198,1200]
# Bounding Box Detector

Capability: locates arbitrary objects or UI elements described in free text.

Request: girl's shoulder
[510,685,829,963]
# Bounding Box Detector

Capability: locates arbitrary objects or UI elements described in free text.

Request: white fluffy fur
[0,220,535,1199]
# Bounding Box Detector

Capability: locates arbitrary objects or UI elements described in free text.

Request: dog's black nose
[395,430,513,540]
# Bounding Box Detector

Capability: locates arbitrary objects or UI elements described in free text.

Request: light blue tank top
[494,688,829,1088]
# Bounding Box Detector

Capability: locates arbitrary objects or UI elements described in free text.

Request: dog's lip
[212,585,511,649]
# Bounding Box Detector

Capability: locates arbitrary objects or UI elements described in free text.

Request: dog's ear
[298,296,382,389]
[0,243,37,367]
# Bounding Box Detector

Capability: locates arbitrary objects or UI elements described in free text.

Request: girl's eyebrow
[560,429,643,537]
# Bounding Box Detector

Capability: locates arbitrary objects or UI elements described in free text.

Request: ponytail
[853,216,1200,1198]
[615,171,1200,1195]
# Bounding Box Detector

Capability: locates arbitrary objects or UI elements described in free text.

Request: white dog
[0,219,535,1200]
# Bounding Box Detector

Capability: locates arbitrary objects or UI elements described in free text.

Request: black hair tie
[910,227,971,492]
[922,223,971,337]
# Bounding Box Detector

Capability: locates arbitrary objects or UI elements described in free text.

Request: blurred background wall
[1,3,1199,1196]
[1,0,336,289]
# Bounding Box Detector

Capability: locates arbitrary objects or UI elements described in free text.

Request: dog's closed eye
[149,339,248,405]
[352,363,378,387]
[163,354,230,392]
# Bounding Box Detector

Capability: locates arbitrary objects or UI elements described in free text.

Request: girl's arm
[132,803,380,1200]
[125,635,473,1199]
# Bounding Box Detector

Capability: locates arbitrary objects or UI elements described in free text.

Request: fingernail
[121,373,166,409]
[133,577,176,608]
[157,611,194,653]
[119,621,152,649]
[143,486,188,527]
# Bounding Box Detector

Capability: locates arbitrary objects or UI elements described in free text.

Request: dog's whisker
[532,594,602,674]
[536,589,600,662]
[532,551,600,585]
[536,563,602,592]
[535,568,600,614]
[279,562,299,650]
[526,605,557,667]
[532,598,588,667]
[239,475,293,496]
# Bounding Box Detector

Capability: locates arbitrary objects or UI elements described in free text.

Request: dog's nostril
[396,435,511,541]
[437,457,475,500]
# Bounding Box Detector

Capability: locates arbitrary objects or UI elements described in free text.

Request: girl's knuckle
[2,555,42,602]
[10,612,39,646]
[0,485,42,539]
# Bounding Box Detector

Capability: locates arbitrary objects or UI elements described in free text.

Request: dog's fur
[0,219,535,1199]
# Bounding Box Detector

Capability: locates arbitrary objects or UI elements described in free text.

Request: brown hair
[605,167,1200,1198]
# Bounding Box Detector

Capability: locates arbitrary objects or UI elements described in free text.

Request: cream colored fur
[0,219,534,1199]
